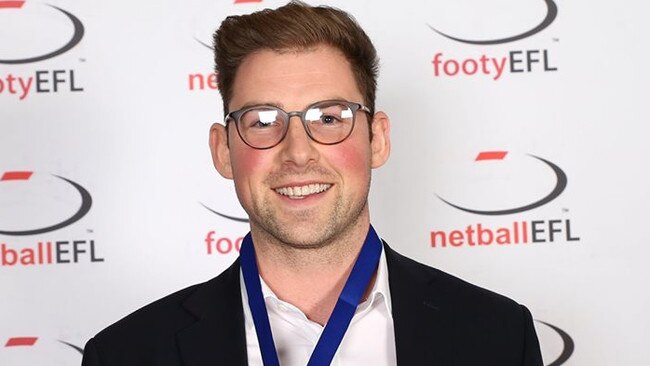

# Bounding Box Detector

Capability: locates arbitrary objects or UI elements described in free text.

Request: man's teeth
[275,184,331,198]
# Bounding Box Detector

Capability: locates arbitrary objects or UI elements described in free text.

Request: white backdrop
[1,0,649,365]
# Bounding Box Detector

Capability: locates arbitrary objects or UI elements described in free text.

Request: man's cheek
[232,149,267,174]
[328,144,370,171]
[230,151,268,208]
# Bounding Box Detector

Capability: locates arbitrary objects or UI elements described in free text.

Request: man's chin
[270,227,335,250]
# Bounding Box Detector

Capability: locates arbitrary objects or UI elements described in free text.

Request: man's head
[213,1,379,115]
[209,2,390,249]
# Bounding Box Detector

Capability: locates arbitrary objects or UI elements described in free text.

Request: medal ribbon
[240,225,383,366]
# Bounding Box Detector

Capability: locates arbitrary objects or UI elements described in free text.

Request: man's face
[211,45,390,248]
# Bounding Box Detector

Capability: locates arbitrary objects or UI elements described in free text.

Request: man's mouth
[274,183,332,199]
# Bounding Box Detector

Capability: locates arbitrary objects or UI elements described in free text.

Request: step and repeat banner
[1,0,649,365]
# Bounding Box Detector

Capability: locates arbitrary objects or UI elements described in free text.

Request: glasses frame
[224,99,372,150]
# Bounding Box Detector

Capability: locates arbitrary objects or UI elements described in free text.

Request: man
[82,2,543,365]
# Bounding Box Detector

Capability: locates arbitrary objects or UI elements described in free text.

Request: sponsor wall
[1,0,648,364]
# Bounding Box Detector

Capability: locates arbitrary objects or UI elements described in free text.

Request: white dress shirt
[240,248,397,366]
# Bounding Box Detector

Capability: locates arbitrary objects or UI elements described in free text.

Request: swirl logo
[436,151,567,215]
[428,0,558,45]
[200,202,249,223]
[0,171,92,236]
[535,320,575,366]
[0,1,84,64]
[2,336,83,364]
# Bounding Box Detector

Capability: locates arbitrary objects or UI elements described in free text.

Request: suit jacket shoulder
[385,244,543,366]
[82,258,247,366]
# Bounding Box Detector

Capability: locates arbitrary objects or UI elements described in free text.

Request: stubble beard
[249,169,372,251]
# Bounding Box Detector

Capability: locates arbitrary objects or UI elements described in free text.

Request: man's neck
[249,213,372,325]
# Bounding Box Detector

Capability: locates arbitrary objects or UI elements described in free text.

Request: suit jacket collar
[385,244,453,365]
[177,258,248,366]
[174,244,451,366]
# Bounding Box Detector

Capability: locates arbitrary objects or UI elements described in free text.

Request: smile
[274,183,332,199]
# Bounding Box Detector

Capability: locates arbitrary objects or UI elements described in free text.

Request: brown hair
[213,1,379,115]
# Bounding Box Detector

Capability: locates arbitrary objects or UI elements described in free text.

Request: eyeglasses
[225,100,372,150]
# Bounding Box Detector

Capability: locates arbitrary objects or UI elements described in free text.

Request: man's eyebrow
[233,97,353,111]
[234,101,285,110]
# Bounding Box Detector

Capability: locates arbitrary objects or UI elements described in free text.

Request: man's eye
[244,109,281,129]
[252,120,275,128]
[321,115,340,124]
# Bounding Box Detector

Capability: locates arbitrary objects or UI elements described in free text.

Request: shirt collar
[240,240,393,324]
[356,246,392,314]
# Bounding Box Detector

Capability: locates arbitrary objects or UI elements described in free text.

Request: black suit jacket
[82,245,543,365]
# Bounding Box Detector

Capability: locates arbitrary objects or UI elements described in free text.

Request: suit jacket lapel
[177,259,248,366]
[173,243,453,366]
[385,244,454,365]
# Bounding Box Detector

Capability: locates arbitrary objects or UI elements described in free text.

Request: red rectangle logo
[5,337,38,347]
[1,171,33,181]
[0,1,26,9]
[475,151,508,161]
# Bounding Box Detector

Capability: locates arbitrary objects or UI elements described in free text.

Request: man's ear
[370,111,391,168]
[209,123,233,179]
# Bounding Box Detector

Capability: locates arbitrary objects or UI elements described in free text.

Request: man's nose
[278,116,319,167]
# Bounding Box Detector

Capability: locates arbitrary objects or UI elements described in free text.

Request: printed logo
[427,0,559,80]
[431,50,556,81]
[428,0,558,45]
[437,151,566,215]
[0,1,85,100]
[2,336,83,364]
[535,320,575,366]
[0,171,91,236]
[0,1,84,64]
[0,170,103,266]
[430,151,580,249]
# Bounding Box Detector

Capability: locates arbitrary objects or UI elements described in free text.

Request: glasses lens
[239,107,286,148]
[304,102,355,144]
